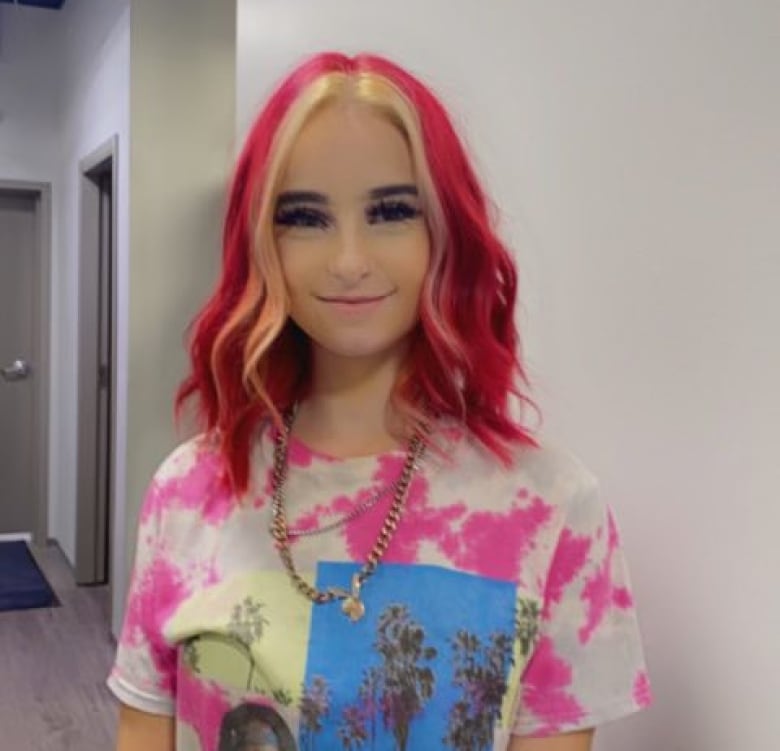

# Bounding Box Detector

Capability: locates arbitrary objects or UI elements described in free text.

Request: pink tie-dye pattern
[632,670,653,708]
[578,508,623,645]
[342,467,464,564]
[284,453,407,537]
[541,528,592,619]
[189,557,221,588]
[613,586,634,609]
[177,666,233,751]
[121,556,190,693]
[287,436,318,467]
[341,465,555,581]
[139,478,166,525]
[521,635,585,733]
[338,458,416,545]
[141,443,236,525]
[440,493,554,580]
[384,476,468,565]
[291,485,379,534]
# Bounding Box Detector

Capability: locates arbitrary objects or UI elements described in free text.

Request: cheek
[401,238,431,292]
[278,247,314,297]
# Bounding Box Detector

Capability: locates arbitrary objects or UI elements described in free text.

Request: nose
[326,220,370,285]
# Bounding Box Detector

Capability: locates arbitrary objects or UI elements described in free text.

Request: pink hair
[176,52,540,493]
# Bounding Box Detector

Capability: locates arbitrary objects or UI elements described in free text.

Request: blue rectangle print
[299,561,518,751]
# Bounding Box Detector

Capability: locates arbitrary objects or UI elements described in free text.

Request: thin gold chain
[269,408,427,606]
[285,478,399,538]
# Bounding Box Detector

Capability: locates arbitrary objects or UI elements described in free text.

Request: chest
[167,547,542,751]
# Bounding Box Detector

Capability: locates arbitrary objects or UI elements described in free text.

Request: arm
[512,473,651,741]
[115,704,175,751]
[509,729,595,751]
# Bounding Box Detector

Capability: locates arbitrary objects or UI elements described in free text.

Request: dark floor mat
[0,541,59,612]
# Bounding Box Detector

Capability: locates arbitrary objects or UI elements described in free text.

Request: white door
[0,190,37,535]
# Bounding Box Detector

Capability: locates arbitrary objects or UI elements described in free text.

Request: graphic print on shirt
[171,563,542,751]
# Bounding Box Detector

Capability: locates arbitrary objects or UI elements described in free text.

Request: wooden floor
[0,542,118,750]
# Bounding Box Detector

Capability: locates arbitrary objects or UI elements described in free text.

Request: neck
[293,344,409,457]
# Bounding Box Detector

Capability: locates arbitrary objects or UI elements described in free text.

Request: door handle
[1,359,31,382]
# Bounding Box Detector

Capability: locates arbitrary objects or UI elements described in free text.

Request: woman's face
[241,719,278,751]
[274,100,430,366]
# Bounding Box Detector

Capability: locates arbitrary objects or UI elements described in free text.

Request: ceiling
[0,0,67,9]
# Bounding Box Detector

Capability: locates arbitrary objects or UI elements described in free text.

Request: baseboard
[0,532,33,543]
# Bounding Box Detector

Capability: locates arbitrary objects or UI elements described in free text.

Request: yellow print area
[501,593,542,726]
[168,570,313,706]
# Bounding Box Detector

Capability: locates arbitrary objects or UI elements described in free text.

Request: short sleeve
[107,467,180,716]
[512,474,652,737]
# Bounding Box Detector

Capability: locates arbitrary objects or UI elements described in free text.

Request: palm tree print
[358,666,382,750]
[374,603,438,751]
[300,675,331,750]
[272,687,294,707]
[183,639,200,674]
[228,596,269,645]
[226,597,269,689]
[443,629,514,751]
[337,703,368,750]
[515,597,540,659]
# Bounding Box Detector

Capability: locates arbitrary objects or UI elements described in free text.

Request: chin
[323,341,400,360]
[312,331,413,361]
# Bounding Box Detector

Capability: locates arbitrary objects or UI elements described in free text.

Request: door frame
[0,180,51,545]
[75,135,119,584]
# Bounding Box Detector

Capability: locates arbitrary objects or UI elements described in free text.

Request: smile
[318,293,392,304]
[316,291,394,315]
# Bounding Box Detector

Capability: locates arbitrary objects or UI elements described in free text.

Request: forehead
[278,101,416,192]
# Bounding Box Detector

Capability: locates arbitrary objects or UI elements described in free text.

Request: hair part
[176,52,540,493]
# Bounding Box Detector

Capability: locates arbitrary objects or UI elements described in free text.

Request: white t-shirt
[108,420,651,750]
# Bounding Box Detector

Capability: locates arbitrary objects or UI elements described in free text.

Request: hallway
[0,543,118,750]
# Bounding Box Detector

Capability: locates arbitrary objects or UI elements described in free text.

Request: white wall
[0,5,61,180]
[54,0,130,569]
[237,2,780,750]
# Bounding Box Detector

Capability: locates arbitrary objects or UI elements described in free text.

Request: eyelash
[274,200,421,229]
[366,200,421,225]
[274,206,329,229]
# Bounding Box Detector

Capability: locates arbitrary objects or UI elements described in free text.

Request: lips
[315,291,394,317]
[317,293,392,304]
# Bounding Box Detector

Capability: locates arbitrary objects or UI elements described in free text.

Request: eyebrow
[276,190,327,206]
[275,184,419,207]
[368,184,419,199]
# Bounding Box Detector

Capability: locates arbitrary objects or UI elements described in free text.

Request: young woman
[110,52,652,751]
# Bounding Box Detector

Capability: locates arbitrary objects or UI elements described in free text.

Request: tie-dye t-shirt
[108,420,651,750]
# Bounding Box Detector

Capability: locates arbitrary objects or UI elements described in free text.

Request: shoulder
[151,432,219,479]
[139,432,235,527]
[148,431,223,489]
[450,430,599,516]
[512,438,599,507]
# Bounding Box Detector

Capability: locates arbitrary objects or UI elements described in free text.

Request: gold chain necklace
[269,408,427,622]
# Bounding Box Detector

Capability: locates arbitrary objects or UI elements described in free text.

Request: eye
[274,206,330,229]
[366,199,422,225]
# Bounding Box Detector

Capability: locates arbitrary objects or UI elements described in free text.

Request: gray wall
[0,0,130,563]
[120,0,236,631]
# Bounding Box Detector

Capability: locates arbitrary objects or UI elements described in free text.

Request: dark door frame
[75,135,119,585]
[0,180,52,545]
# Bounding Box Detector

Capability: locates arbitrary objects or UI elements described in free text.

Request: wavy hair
[176,52,540,492]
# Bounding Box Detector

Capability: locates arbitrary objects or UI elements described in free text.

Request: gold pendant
[342,596,365,622]
[341,573,365,622]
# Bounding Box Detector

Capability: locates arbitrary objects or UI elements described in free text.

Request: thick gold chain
[269,408,427,614]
